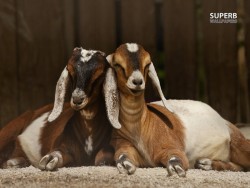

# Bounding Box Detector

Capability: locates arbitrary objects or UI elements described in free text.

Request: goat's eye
[114,64,124,71]
[114,63,126,76]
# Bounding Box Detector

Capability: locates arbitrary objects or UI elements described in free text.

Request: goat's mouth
[128,88,144,95]
[70,98,89,110]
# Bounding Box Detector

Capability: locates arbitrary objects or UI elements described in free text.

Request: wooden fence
[0,0,250,127]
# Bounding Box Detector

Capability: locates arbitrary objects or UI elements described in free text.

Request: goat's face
[109,43,151,96]
[67,48,108,110]
[48,47,108,122]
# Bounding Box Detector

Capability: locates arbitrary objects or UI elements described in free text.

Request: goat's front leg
[114,144,141,175]
[159,148,189,177]
[38,148,73,171]
[3,140,30,169]
[95,145,115,166]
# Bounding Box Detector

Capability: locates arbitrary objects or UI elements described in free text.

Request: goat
[104,43,250,177]
[0,47,116,170]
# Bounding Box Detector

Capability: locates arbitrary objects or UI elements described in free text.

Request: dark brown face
[111,43,151,96]
[67,47,108,110]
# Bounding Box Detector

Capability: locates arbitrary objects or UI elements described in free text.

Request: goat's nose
[73,97,84,105]
[132,78,143,86]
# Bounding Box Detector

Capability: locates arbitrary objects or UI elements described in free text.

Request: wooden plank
[120,0,156,54]
[63,0,75,58]
[16,0,68,113]
[78,0,116,54]
[245,0,250,123]
[0,0,19,127]
[163,0,197,99]
[203,0,238,122]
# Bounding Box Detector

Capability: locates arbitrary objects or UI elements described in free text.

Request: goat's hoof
[195,158,212,171]
[38,151,63,171]
[3,157,29,169]
[166,157,186,177]
[116,154,136,175]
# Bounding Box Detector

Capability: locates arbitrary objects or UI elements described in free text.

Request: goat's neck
[80,101,99,120]
[119,93,147,137]
[75,95,110,148]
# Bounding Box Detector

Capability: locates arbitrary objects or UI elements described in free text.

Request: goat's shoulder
[146,103,183,130]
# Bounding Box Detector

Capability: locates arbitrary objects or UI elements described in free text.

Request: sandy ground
[0,166,249,188]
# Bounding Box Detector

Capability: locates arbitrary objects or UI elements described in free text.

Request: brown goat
[0,47,115,170]
[104,43,250,177]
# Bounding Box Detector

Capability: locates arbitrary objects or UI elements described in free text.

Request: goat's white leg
[159,149,189,177]
[3,157,29,169]
[38,151,64,171]
[195,158,243,171]
[166,157,186,177]
[116,154,137,175]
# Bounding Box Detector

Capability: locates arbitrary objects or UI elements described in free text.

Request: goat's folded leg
[195,158,243,171]
[114,146,140,175]
[38,150,72,171]
[95,145,115,166]
[3,157,29,169]
[3,140,30,169]
[160,149,189,177]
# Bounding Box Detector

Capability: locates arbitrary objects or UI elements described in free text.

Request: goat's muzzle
[71,88,89,110]
[126,70,145,95]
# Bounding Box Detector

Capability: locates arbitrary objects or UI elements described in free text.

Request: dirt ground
[0,166,249,188]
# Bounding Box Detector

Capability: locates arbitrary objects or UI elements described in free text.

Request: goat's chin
[70,98,89,111]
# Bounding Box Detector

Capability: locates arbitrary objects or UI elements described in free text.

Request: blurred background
[0,0,249,127]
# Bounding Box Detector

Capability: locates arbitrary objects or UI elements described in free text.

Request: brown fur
[229,124,250,170]
[111,102,189,170]
[0,105,54,167]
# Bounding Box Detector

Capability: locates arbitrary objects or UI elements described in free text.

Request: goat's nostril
[132,79,143,86]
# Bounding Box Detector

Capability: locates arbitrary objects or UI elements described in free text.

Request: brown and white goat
[0,47,116,170]
[104,43,250,177]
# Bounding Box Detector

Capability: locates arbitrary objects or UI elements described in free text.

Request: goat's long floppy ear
[148,63,173,112]
[103,54,122,129]
[48,67,70,122]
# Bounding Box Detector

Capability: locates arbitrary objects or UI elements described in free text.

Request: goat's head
[48,47,108,122]
[103,43,172,128]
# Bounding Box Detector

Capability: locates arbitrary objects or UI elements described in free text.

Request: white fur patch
[126,70,145,90]
[80,48,98,63]
[126,43,139,53]
[84,136,93,156]
[152,100,231,168]
[18,112,50,167]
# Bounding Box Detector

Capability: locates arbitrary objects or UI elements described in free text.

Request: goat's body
[111,94,189,170]
[112,95,250,173]
[1,100,113,169]
[152,100,231,167]
[19,111,51,166]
